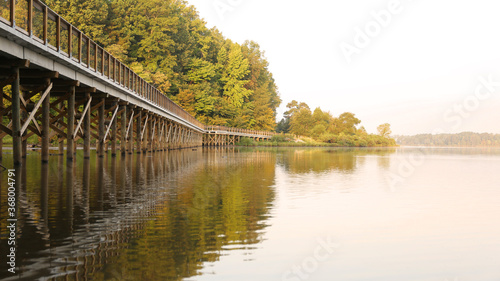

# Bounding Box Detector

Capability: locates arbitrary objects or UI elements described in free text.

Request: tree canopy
[43,0,281,130]
[278,100,396,147]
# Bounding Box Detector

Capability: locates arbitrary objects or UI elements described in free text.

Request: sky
[185,0,500,135]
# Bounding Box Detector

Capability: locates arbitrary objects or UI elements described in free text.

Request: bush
[237,137,256,146]
[271,134,286,142]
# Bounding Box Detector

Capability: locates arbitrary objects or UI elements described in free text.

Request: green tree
[377,123,392,138]
[289,106,313,136]
[331,112,360,135]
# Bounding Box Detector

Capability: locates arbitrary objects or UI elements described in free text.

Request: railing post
[94,43,98,71]
[43,7,48,45]
[56,15,60,51]
[28,0,33,36]
[68,25,72,57]
[10,0,15,27]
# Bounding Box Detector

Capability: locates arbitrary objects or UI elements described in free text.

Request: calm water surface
[1,147,499,280]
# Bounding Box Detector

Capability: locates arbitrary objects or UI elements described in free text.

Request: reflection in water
[0,148,276,280]
[276,148,396,175]
[2,147,499,280]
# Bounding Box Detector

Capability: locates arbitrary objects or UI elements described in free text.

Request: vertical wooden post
[41,80,50,163]
[120,105,126,155]
[67,86,75,160]
[128,108,133,154]
[98,98,105,158]
[21,91,27,158]
[111,105,117,157]
[83,92,91,159]
[136,111,141,154]
[58,102,64,156]
[162,120,166,151]
[143,113,149,153]
[147,116,152,153]
[12,67,22,165]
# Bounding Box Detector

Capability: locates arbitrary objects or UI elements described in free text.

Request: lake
[1,147,499,281]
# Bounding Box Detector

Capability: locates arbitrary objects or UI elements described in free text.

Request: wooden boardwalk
[0,0,273,165]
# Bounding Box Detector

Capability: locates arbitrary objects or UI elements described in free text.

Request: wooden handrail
[0,0,278,136]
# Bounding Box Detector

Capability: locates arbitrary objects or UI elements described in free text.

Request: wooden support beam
[136,111,142,154]
[127,109,134,154]
[120,105,127,155]
[21,91,27,158]
[83,93,91,159]
[103,105,119,142]
[0,69,57,78]
[0,73,18,88]
[67,86,75,160]
[0,59,30,68]
[98,98,105,157]
[20,83,52,135]
[111,106,117,157]
[73,97,92,138]
[11,67,22,165]
[0,123,12,136]
[41,79,51,163]
[140,114,148,141]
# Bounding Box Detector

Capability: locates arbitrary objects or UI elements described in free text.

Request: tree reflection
[0,148,276,280]
[277,147,397,174]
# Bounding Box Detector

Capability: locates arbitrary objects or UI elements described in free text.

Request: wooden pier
[0,0,273,165]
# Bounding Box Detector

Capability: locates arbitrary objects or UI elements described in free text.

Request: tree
[289,106,313,136]
[47,0,281,130]
[276,118,290,133]
[331,112,360,135]
[377,123,392,138]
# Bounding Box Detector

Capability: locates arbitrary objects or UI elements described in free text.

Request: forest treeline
[396,132,500,147]
[275,100,396,147]
[41,0,280,130]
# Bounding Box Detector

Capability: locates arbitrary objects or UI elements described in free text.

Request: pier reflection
[0,148,276,280]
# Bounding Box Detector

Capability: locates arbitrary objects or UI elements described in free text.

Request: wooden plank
[73,96,92,138]
[125,109,134,139]
[20,83,52,135]
[151,118,156,141]
[90,99,104,112]
[0,59,30,68]
[18,69,58,78]
[140,114,148,141]
[49,124,66,137]
[0,73,17,88]
[0,123,12,136]
[103,105,119,142]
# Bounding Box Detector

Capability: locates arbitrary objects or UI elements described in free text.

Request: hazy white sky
[185,0,500,135]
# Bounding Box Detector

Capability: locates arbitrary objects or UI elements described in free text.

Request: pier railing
[0,0,277,138]
[205,126,275,138]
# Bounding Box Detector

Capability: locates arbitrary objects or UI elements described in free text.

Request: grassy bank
[236,134,398,147]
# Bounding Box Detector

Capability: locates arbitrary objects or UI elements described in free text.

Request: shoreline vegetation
[236,134,397,147]
[273,100,397,147]
[1,1,399,148]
